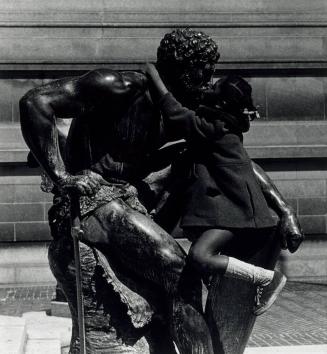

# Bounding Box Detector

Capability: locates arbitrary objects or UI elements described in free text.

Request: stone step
[0,312,71,354]
[245,345,327,354]
[2,122,327,163]
[23,312,72,349]
[0,315,26,354]
[23,311,72,348]
[0,243,55,285]
[24,339,61,354]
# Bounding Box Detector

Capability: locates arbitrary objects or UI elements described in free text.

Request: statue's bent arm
[20,70,144,189]
[251,161,304,252]
[19,79,74,185]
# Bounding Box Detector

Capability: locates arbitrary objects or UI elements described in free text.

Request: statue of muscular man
[20,29,303,354]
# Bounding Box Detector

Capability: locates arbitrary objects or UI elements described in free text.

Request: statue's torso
[65,71,164,173]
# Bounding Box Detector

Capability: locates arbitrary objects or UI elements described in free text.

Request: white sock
[225,257,274,286]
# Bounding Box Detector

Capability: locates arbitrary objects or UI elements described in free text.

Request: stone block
[25,339,61,354]
[298,215,326,234]
[244,122,298,146]
[15,265,55,283]
[278,238,327,280]
[274,180,326,198]
[14,184,51,203]
[298,197,327,216]
[285,198,298,213]
[266,77,325,121]
[23,311,72,346]
[0,242,49,265]
[0,223,15,242]
[296,122,327,145]
[267,170,298,181]
[0,34,98,62]
[0,184,15,203]
[0,315,26,354]
[0,80,13,122]
[0,266,15,284]
[15,222,51,242]
[295,169,327,180]
[249,145,327,159]
[219,36,324,62]
[0,0,325,13]
[245,121,327,146]
[0,203,44,222]
[244,345,327,354]
[323,77,327,120]
[0,174,41,186]
[281,257,327,279]
[0,25,325,66]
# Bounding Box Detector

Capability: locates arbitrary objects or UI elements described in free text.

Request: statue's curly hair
[157,28,220,69]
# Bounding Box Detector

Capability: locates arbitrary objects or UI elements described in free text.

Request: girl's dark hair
[200,76,257,133]
[214,76,256,112]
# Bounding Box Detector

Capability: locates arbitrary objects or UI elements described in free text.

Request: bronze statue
[20,28,303,354]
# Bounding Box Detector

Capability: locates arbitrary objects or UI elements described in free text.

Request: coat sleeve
[158,92,225,142]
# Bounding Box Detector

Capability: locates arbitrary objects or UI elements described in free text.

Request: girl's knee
[188,245,208,269]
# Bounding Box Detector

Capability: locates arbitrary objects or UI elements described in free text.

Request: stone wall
[0,0,326,283]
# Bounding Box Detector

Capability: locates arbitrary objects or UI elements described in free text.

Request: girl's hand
[145,63,168,97]
[145,63,160,80]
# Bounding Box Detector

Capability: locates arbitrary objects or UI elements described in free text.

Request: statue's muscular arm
[20,69,142,195]
[251,161,304,253]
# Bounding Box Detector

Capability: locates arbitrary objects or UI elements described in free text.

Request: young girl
[146,63,286,316]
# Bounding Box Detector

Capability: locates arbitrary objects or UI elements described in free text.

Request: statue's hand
[277,210,304,253]
[58,170,109,196]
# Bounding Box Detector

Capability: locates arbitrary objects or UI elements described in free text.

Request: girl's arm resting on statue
[145,63,224,142]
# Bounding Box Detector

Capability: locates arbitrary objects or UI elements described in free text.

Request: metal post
[70,194,86,354]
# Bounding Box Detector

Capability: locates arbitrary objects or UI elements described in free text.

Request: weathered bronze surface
[20,28,303,354]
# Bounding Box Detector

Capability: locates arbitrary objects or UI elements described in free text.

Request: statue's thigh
[81,199,187,289]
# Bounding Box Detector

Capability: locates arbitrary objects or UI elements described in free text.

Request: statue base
[48,236,177,354]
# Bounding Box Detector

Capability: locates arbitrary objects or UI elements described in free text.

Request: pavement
[0,281,326,352]
[249,281,327,347]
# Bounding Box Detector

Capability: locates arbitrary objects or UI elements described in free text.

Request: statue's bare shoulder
[20,69,148,118]
[76,69,148,102]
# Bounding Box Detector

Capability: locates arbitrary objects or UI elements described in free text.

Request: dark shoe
[253,271,287,316]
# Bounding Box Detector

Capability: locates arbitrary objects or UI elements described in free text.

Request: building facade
[0,0,326,283]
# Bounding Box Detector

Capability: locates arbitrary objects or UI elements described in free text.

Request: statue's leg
[81,199,214,354]
[205,228,280,354]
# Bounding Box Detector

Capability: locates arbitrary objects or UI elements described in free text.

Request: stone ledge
[0,11,326,27]
[4,145,327,162]
[0,315,26,354]
[1,122,327,162]
[1,62,327,71]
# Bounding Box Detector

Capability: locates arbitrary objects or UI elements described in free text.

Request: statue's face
[165,61,215,106]
[176,62,215,91]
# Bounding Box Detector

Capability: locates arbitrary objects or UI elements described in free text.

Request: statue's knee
[109,199,127,215]
[98,199,127,223]
[159,245,185,275]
